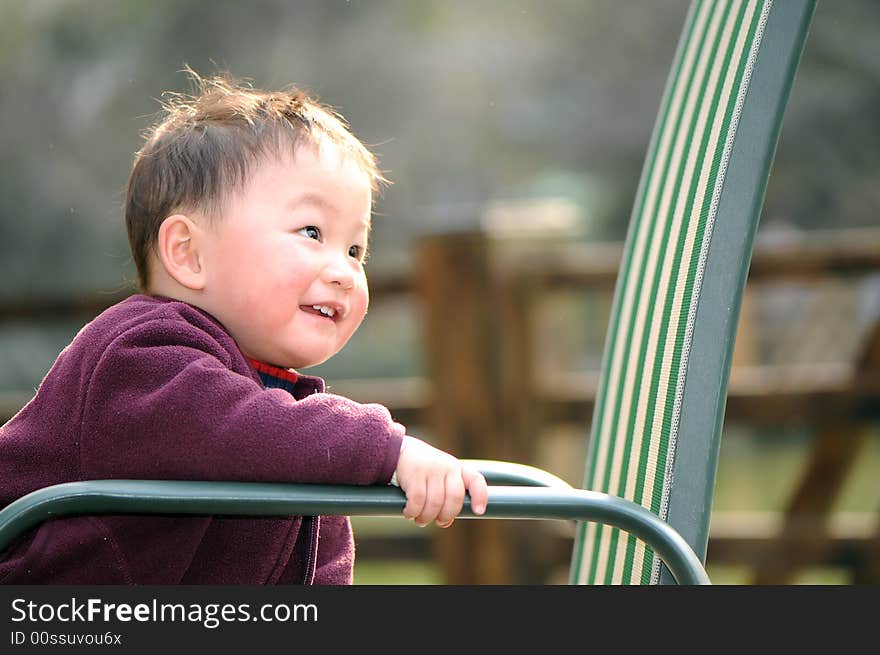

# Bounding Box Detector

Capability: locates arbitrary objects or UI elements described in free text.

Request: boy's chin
[276,351,334,371]
[260,338,344,369]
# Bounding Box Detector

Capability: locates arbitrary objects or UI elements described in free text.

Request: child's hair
[125,68,386,291]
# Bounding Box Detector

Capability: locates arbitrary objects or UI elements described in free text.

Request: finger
[403,476,427,521]
[416,473,445,527]
[435,470,465,527]
[462,467,489,515]
[436,517,455,529]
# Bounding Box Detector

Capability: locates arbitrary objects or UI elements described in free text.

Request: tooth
[308,304,336,317]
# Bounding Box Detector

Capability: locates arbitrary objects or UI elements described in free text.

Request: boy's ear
[156,214,206,291]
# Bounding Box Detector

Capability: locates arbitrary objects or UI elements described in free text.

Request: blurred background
[1,0,878,584]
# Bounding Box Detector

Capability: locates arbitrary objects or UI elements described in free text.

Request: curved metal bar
[466,459,574,488]
[0,480,709,585]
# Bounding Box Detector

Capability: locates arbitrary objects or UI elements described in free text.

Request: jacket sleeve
[78,317,404,485]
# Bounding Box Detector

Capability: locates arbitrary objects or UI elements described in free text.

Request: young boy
[0,72,488,584]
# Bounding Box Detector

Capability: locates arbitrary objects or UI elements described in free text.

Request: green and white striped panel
[570,0,772,585]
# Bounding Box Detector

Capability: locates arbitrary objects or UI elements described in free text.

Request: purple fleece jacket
[0,294,404,584]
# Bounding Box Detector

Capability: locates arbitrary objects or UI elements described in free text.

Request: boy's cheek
[352,293,369,325]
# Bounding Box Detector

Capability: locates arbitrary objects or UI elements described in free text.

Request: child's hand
[393,436,488,528]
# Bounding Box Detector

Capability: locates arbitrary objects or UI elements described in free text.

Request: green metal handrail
[0,460,709,585]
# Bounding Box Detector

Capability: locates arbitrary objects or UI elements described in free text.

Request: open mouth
[300,304,338,322]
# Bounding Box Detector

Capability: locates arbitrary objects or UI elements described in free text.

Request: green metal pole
[0,479,709,585]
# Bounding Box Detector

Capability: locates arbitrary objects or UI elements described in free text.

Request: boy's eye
[348,245,363,260]
[297,226,321,240]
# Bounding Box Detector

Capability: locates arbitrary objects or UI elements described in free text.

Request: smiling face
[196,143,372,369]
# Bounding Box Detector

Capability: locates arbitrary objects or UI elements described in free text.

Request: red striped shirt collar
[246,357,299,383]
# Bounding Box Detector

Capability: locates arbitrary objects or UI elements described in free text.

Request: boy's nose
[321,255,355,290]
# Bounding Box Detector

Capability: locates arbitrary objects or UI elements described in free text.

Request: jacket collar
[246,357,325,398]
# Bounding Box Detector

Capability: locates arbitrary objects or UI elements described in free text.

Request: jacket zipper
[301,516,319,585]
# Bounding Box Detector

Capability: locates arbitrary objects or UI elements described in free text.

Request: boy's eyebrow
[288,192,337,213]
[289,192,372,227]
